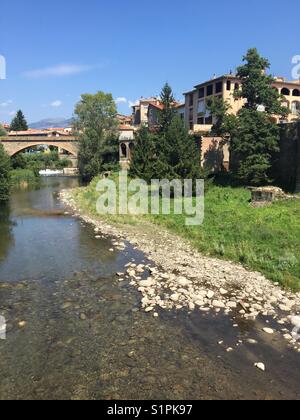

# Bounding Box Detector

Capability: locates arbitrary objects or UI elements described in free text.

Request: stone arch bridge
[0,135,79,158]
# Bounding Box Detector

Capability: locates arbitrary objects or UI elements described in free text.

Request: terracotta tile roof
[8,129,71,136]
[119,124,134,131]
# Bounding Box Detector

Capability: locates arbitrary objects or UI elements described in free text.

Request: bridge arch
[0,137,79,158]
[8,142,78,157]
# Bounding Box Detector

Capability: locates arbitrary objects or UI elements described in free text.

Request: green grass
[10,169,39,187]
[71,176,300,291]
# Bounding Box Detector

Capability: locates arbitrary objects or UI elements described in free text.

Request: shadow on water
[0,177,299,400]
[0,202,15,262]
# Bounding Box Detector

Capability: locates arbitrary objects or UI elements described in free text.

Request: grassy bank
[71,176,300,291]
[10,169,39,188]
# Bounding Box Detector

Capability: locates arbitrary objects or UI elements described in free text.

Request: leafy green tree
[129,126,158,183]
[235,48,288,117]
[10,110,28,131]
[0,124,7,136]
[0,143,11,202]
[74,91,119,181]
[158,83,177,132]
[208,48,289,185]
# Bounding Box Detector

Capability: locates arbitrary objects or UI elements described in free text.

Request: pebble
[246,339,258,345]
[170,294,180,302]
[212,300,226,309]
[263,328,274,335]
[207,291,215,299]
[139,279,155,287]
[254,363,266,372]
[177,277,191,287]
[220,288,228,295]
[227,301,237,309]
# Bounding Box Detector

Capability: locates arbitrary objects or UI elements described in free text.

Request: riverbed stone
[212,300,226,309]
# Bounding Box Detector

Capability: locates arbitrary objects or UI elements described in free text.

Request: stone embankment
[60,190,300,354]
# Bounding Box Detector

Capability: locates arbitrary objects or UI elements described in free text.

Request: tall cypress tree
[10,110,28,131]
[156,116,201,181]
[129,125,158,183]
[158,83,177,133]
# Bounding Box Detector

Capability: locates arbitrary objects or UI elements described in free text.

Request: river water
[0,177,299,400]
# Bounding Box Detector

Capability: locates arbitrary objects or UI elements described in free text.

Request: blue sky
[0,0,299,123]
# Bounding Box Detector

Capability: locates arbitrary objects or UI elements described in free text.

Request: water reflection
[0,177,300,400]
[0,203,15,262]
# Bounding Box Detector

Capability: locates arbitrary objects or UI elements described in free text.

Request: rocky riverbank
[60,190,300,356]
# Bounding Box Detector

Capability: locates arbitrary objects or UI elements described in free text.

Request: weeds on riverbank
[71,176,300,291]
[10,169,39,188]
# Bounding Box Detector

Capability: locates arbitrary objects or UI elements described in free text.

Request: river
[0,177,299,400]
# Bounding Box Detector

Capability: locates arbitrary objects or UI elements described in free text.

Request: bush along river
[0,176,300,400]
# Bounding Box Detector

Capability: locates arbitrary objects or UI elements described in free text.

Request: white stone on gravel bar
[177,277,191,287]
[220,288,228,295]
[207,291,215,299]
[212,300,226,309]
[139,279,155,287]
[263,328,274,335]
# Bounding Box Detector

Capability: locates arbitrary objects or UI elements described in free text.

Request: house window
[197,100,206,114]
[216,81,223,94]
[205,116,213,125]
[293,89,300,97]
[291,101,300,115]
[197,117,205,125]
[281,88,290,96]
[198,88,205,99]
[189,94,194,107]
[206,85,213,96]
[226,80,231,91]
[234,83,240,91]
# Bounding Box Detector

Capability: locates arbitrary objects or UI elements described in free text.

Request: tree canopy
[10,110,28,131]
[158,83,177,133]
[0,124,7,136]
[0,143,11,202]
[74,91,119,181]
[208,48,288,185]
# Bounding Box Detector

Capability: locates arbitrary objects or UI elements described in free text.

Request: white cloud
[115,97,127,104]
[0,100,13,107]
[128,100,139,108]
[23,64,93,79]
[51,100,63,108]
[0,109,16,116]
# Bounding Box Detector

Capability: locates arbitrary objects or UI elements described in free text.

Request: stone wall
[200,136,230,172]
[274,123,300,192]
